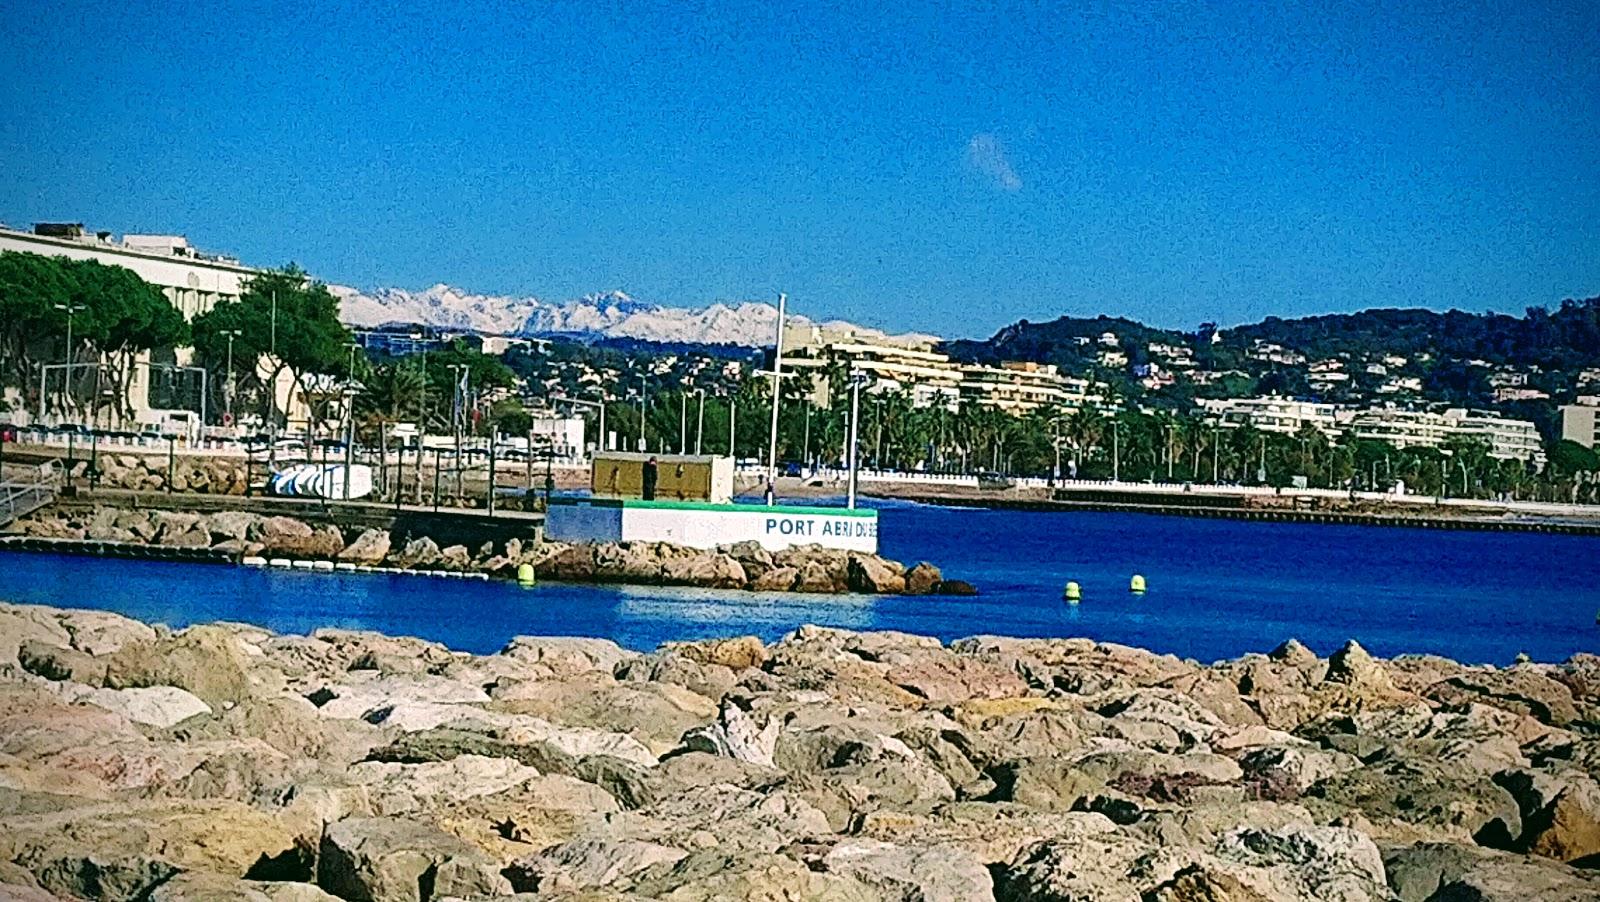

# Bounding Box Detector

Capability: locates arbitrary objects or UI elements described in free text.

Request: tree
[1548,439,1600,477]
[192,266,351,429]
[0,251,189,423]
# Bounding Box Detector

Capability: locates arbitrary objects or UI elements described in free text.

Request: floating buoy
[1063,581,1081,603]
[1130,574,1147,594]
[517,563,536,587]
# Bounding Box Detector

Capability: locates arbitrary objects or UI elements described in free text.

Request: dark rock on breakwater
[1,603,1599,900]
[4,504,963,596]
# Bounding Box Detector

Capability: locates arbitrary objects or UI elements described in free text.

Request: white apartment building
[1346,407,1545,463]
[785,333,1101,415]
[1449,409,1544,463]
[958,361,1102,414]
[1198,396,1342,436]
[0,223,255,318]
[784,336,962,409]
[1560,403,1598,449]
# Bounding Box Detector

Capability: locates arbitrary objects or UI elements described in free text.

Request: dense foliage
[190,266,352,427]
[0,250,189,420]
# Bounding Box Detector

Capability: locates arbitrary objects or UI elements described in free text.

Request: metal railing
[0,461,63,527]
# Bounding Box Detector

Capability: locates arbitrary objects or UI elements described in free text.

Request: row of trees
[0,251,188,421]
[641,374,1600,504]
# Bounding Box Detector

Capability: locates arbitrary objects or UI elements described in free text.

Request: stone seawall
[0,604,1596,900]
[4,504,967,596]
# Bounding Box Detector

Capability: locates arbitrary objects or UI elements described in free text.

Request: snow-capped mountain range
[331,284,938,348]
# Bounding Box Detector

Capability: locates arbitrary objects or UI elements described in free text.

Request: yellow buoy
[1130,574,1146,594]
[517,563,536,587]
[1063,581,1081,603]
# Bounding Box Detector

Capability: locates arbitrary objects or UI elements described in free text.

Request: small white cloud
[966,132,1022,192]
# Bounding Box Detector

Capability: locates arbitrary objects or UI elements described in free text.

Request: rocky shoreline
[5,504,967,596]
[1,604,1598,900]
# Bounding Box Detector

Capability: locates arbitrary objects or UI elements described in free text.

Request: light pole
[637,375,647,452]
[764,292,787,486]
[728,396,737,459]
[1211,428,1220,483]
[846,372,866,509]
[447,364,468,504]
[53,303,85,420]
[1165,422,1175,480]
[679,392,687,454]
[221,329,242,425]
[1112,418,1121,483]
[267,289,279,471]
[802,404,812,474]
[694,388,706,455]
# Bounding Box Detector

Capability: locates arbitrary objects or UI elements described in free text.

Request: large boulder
[904,562,943,595]
[71,685,213,728]
[536,543,596,581]
[847,553,907,594]
[1498,769,1600,863]
[105,625,284,706]
[390,537,442,569]
[659,552,746,589]
[337,529,392,566]
[666,635,768,671]
[1383,841,1600,901]
[316,816,511,902]
[821,839,994,901]
[623,850,878,901]
[6,800,305,901]
[505,836,688,893]
[594,542,666,583]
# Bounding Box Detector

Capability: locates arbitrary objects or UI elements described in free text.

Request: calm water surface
[3,501,1596,664]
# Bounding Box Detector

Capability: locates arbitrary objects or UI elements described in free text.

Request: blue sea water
[2,501,1596,664]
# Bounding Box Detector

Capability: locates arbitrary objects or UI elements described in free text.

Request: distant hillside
[944,314,1189,371]
[948,299,1600,374]
[1219,299,1600,371]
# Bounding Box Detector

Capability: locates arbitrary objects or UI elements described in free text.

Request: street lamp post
[802,404,812,474]
[679,392,687,454]
[446,364,468,504]
[694,388,706,455]
[221,329,242,425]
[846,372,866,509]
[53,303,86,421]
[630,374,643,451]
[1112,419,1121,483]
[764,292,787,487]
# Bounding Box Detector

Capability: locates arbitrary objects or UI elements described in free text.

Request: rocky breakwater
[61,454,251,495]
[6,504,964,596]
[532,539,970,596]
[3,605,1600,901]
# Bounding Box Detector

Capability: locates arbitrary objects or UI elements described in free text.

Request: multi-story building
[1560,403,1599,450]
[352,324,450,357]
[785,329,1102,416]
[1447,409,1545,463]
[1342,408,1455,451]
[957,361,1102,414]
[784,334,962,409]
[0,222,256,318]
[1346,407,1544,463]
[1493,386,1549,403]
[1198,397,1341,436]
[1247,342,1308,366]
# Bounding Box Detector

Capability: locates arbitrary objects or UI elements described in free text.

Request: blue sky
[2,1,1596,338]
